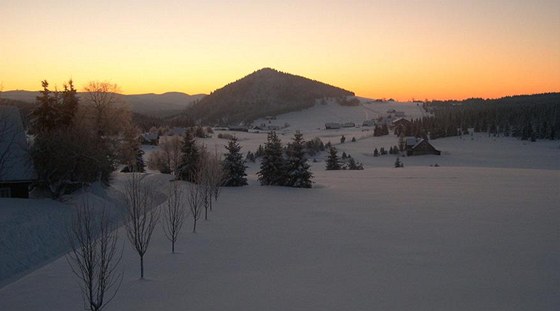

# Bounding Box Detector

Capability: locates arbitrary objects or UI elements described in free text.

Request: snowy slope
[1,99,559,310]
[0,165,558,310]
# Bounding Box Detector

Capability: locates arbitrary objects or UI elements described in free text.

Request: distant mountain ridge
[185,68,355,124]
[1,90,205,117]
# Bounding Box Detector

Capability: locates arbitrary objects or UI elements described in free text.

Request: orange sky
[1,0,559,101]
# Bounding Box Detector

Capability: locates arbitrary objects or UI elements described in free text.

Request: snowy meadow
[1,104,559,310]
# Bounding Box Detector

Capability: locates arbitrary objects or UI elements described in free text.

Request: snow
[1,101,559,310]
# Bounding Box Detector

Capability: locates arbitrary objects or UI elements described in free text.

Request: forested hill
[184,68,354,125]
[421,93,560,140]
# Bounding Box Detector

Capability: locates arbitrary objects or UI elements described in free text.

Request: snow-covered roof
[406,137,418,146]
[166,127,186,136]
[142,132,159,141]
[392,117,410,124]
[0,106,35,182]
[411,138,425,149]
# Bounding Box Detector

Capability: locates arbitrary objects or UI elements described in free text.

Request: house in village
[140,132,159,145]
[325,122,341,130]
[402,136,441,156]
[165,127,187,136]
[362,119,375,127]
[392,117,412,135]
[0,106,36,198]
[392,118,412,129]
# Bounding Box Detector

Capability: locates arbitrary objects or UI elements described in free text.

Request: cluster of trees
[253,136,325,160]
[326,147,363,170]
[148,127,248,192]
[372,146,400,157]
[422,93,560,140]
[373,124,389,136]
[257,131,313,188]
[30,80,141,198]
[67,169,224,311]
[339,135,359,144]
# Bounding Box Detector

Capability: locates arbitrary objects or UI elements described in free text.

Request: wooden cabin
[406,138,441,156]
[0,106,36,198]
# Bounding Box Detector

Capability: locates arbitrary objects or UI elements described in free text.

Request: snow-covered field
[1,102,559,310]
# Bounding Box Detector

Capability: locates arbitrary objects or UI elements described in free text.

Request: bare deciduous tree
[162,181,187,253]
[82,81,128,137]
[66,199,123,311]
[147,135,182,174]
[198,151,224,220]
[187,177,204,233]
[123,173,160,279]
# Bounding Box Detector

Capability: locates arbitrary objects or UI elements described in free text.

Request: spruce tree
[59,80,78,128]
[222,137,248,186]
[177,130,200,182]
[347,156,364,170]
[257,131,286,185]
[134,148,146,172]
[325,146,341,170]
[285,132,312,188]
[31,80,59,134]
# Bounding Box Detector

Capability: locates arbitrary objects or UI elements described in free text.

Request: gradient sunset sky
[1,0,559,100]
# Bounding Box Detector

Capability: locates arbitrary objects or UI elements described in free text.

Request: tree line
[420,93,560,140]
[30,80,142,198]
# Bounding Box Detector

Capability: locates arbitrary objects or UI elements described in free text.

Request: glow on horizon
[1,0,559,101]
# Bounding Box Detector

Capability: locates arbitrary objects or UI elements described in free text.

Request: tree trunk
[192,219,197,233]
[140,254,144,279]
[172,241,175,253]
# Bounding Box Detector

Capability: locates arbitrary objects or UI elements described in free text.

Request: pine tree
[347,156,364,170]
[255,144,265,158]
[395,157,403,168]
[59,80,78,128]
[325,146,341,170]
[285,132,313,188]
[257,131,286,186]
[31,80,59,134]
[134,148,145,172]
[222,137,248,186]
[245,151,256,163]
[177,130,200,182]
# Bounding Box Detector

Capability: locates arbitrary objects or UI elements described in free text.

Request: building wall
[407,141,441,156]
[0,182,31,198]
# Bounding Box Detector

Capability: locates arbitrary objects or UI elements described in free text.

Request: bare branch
[123,173,160,278]
[66,198,123,311]
[162,181,187,253]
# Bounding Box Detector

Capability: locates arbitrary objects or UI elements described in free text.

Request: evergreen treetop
[325,146,341,170]
[177,130,200,182]
[257,131,286,186]
[222,136,248,187]
[285,132,313,188]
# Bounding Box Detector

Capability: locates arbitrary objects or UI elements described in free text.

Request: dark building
[0,106,36,198]
[405,138,441,156]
